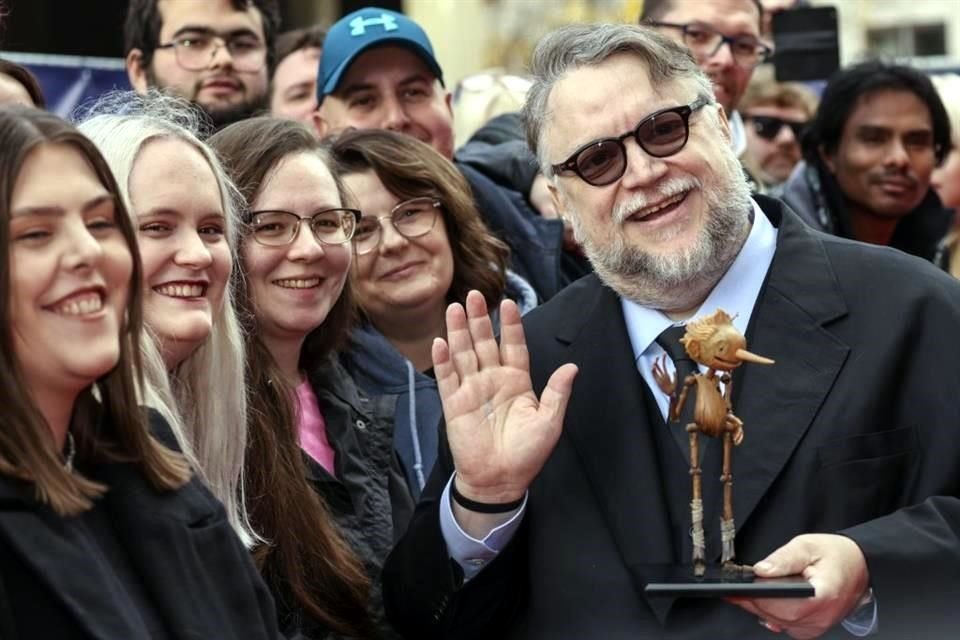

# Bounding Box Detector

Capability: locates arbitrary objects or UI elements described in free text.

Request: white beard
[568,141,754,312]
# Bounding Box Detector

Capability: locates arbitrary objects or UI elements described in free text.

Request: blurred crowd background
[2,0,959,121]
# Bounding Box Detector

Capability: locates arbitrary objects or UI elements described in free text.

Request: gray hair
[76,90,260,548]
[522,23,714,173]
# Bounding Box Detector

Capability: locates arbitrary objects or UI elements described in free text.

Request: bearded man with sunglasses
[382,22,960,640]
[740,76,818,190]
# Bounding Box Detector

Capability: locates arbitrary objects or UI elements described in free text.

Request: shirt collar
[620,197,777,361]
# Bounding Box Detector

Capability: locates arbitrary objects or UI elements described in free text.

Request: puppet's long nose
[735,348,775,365]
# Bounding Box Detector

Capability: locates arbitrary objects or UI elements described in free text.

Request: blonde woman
[78,92,256,545]
[931,73,960,277]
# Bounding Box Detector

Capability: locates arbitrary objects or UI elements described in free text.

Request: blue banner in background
[0,52,130,119]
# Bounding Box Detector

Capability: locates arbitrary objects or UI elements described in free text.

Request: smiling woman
[210,116,394,639]
[78,90,255,548]
[330,128,539,497]
[0,105,280,639]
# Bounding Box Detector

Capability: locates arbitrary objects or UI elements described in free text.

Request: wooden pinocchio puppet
[652,309,774,577]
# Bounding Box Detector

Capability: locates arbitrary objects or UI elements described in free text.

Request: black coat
[0,414,280,640]
[382,197,960,639]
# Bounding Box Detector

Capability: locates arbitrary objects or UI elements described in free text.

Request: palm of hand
[444,361,559,493]
[434,291,578,502]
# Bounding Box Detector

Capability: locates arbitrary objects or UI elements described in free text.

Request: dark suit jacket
[382,197,960,639]
[0,415,280,640]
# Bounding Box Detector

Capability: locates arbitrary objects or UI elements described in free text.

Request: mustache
[612,177,702,224]
[867,171,919,189]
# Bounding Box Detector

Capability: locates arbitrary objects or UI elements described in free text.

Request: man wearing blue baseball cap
[313,7,586,301]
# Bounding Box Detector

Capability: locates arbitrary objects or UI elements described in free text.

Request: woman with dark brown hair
[0,59,45,108]
[331,128,538,498]
[209,116,409,639]
[0,105,280,639]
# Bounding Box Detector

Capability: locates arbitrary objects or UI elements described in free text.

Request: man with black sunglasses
[740,75,818,189]
[383,22,960,640]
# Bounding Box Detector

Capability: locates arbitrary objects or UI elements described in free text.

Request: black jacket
[382,197,960,639]
[0,412,280,640]
[278,355,414,640]
[779,160,952,261]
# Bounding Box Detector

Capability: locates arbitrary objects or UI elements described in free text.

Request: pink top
[296,381,337,476]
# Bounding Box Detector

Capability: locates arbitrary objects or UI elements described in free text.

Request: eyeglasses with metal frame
[352,197,442,255]
[646,21,772,68]
[155,30,267,73]
[551,96,712,187]
[246,208,361,247]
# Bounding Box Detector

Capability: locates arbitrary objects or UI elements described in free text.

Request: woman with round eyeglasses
[209,117,410,640]
[331,128,538,499]
[0,106,281,639]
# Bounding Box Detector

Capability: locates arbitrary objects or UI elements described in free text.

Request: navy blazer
[382,197,960,639]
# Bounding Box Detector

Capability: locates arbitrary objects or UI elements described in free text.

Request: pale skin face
[126,0,269,126]
[128,137,232,369]
[314,46,455,160]
[10,143,133,440]
[654,0,763,114]
[343,169,455,334]
[545,55,739,304]
[742,104,809,184]
[931,145,960,210]
[0,73,35,107]
[242,152,351,378]
[821,89,936,242]
[270,46,320,123]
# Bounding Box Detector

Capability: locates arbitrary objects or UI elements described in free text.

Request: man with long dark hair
[780,60,952,261]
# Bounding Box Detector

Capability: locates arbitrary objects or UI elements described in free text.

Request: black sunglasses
[551,96,712,187]
[747,115,807,141]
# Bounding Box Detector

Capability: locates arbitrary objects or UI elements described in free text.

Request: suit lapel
[0,484,144,639]
[706,199,851,560]
[553,279,677,621]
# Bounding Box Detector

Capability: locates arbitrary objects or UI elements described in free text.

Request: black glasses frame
[646,21,773,67]
[746,115,807,141]
[245,208,361,247]
[551,96,712,187]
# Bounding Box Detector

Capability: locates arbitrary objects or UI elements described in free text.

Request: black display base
[642,564,815,598]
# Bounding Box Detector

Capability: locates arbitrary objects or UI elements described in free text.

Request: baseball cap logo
[349,13,399,36]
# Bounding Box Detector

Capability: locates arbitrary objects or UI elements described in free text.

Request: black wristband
[451,482,525,514]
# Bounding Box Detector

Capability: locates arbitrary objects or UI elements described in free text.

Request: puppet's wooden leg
[720,426,751,574]
[687,424,706,577]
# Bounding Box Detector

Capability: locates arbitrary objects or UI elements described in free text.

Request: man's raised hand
[433,290,578,506]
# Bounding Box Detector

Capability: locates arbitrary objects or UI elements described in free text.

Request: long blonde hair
[78,91,257,545]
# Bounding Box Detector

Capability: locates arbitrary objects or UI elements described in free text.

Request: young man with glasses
[382,22,960,640]
[739,75,818,189]
[124,0,279,130]
[641,0,769,182]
